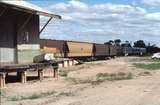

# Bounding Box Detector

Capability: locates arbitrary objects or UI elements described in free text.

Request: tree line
[105,39,160,54]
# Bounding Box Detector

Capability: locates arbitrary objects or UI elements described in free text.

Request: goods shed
[0,0,61,64]
[0,0,61,88]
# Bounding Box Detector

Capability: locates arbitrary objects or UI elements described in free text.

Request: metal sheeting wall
[94,44,109,56]
[0,5,41,64]
[0,6,16,64]
[0,48,15,64]
[16,12,41,63]
[67,41,93,57]
[40,39,67,58]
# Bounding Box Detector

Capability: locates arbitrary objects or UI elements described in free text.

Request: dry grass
[59,70,68,77]
[8,91,56,101]
[133,63,160,70]
[64,72,133,86]
[96,72,133,82]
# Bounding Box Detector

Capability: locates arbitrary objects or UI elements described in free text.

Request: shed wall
[0,5,41,64]
[0,6,16,64]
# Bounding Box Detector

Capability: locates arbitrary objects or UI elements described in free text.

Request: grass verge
[65,72,133,85]
[8,91,56,101]
[8,90,75,101]
[96,72,133,82]
[133,63,160,70]
[59,70,68,77]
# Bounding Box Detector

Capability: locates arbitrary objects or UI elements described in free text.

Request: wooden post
[58,63,64,68]
[72,60,74,66]
[64,60,68,68]
[20,71,27,83]
[38,69,43,81]
[53,67,58,78]
[0,73,6,88]
[69,60,74,66]
[62,61,64,68]
[52,64,58,78]
[67,60,70,67]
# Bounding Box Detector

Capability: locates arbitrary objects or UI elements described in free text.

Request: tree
[121,40,131,47]
[104,40,114,45]
[114,39,121,46]
[134,40,146,48]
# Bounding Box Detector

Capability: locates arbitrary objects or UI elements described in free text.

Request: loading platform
[0,58,75,88]
[0,62,59,88]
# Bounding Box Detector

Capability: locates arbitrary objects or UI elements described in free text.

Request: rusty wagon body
[93,44,110,57]
[66,41,93,58]
[40,39,68,58]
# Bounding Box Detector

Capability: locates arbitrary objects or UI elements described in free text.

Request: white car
[152,53,160,59]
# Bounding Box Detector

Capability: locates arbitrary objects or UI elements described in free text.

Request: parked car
[152,53,160,59]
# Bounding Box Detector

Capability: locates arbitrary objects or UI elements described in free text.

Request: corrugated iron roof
[0,0,61,19]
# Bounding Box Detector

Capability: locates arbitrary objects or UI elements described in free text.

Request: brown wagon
[93,44,110,58]
[40,39,68,58]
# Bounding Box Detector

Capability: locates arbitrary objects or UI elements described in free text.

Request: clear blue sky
[28,0,160,46]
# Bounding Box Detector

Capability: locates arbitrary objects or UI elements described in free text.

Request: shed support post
[69,60,73,66]
[19,71,27,83]
[67,60,70,67]
[39,17,53,35]
[38,69,43,81]
[62,61,64,68]
[53,67,58,78]
[58,62,64,68]
[0,7,7,17]
[52,64,58,78]
[0,73,6,88]
[58,63,62,68]
[72,60,74,66]
[64,60,68,68]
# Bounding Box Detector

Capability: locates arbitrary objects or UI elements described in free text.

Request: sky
[29,0,160,46]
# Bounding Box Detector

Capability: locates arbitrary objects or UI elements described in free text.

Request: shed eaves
[0,0,61,19]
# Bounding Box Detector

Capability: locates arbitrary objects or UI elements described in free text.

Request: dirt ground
[1,57,160,105]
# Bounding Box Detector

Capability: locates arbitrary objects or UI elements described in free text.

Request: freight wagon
[40,39,68,58]
[122,47,146,56]
[93,44,110,59]
[66,41,93,60]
